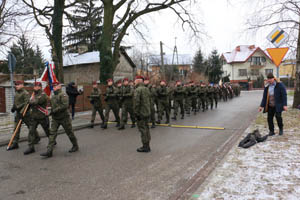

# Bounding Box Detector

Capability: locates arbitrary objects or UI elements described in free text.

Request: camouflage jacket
[29,90,48,119]
[13,88,30,116]
[173,85,185,99]
[121,85,134,102]
[190,86,198,98]
[134,83,150,118]
[198,86,207,98]
[89,88,102,107]
[105,85,118,103]
[50,89,69,120]
[156,86,169,100]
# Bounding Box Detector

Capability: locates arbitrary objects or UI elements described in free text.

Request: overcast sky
[1,0,282,60]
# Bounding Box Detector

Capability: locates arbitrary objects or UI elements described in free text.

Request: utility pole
[160,41,165,79]
[172,37,179,81]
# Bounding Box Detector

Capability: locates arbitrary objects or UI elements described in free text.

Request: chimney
[249,45,255,50]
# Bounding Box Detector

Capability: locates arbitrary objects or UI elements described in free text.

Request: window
[251,69,259,76]
[239,69,247,76]
[261,57,266,62]
[265,69,273,75]
[250,56,266,65]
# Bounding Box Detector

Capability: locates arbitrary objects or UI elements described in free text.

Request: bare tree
[98,0,201,83]
[21,0,81,82]
[246,0,300,108]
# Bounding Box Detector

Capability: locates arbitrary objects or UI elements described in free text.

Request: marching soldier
[198,82,207,112]
[24,81,50,155]
[156,80,170,124]
[184,82,192,114]
[172,80,185,120]
[213,84,219,108]
[40,82,79,158]
[207,84,214,110]
[8,80,40,151]
[119,78,136,130]
[116,80,123,116]
[144,77,156,128]
[102,79,120,129]
[89,81,105,128]
[134,76,151,153]
[190,81,198,115]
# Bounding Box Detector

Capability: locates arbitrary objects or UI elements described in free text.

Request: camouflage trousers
[13,114,40,145]
[197,97,206,111]
[191,97,198,111]
[157,99,170,121]
[28,117,50,148]
[207,95,214,109]
[120,100,135,126]
[173,98,184,116]
[47,117,78,152]
[137,116,151,144]
[104,102,120,125]
[149,101,156,123]
[184,97,192,113]
[91,105,104,124]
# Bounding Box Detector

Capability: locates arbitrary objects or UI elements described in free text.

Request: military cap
[160,80,166,83]
[144,77,150,81]
[135,75,144,80]
[14,80,24,85]
[106,78,113,83]
[123,78,129,82]
[34,81,42,87]
[176,80,181,83]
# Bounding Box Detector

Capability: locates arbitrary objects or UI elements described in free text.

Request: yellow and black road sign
[267,26,288,48]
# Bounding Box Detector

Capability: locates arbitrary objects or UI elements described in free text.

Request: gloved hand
[11,107,15,113]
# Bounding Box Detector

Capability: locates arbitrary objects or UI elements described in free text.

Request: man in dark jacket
[259,73,288,136]
[66,82,82,120]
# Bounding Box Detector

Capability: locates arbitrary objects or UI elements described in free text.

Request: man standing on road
[172,80,185,120]
[8,80,40,151]
[134,76,151,153]
[66,82,82,120]
[259,73,288,136]
[40,82,79,158]
[89,81,105,128]
[24,81,50,155]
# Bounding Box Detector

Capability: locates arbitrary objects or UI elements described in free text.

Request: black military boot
[24,147,35,155]
[90,122,94,128]
[116,122,120,127]
[151,122,156,128]
[165,119,170,124]
[156,120,161,124]
[137,143,151,153]
[101,123,107,129]
[171,116,177,120]
[40,151,52,158]
[215,103,218,108]
[69,145,79,153]
[118,125,125,130]
[131,123,136,128]
[7,143,19,151]
[279,129,284,135]
[181,115,184,119]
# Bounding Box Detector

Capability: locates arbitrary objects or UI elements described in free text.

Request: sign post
[266,26,289,79]
[8,53,16,112]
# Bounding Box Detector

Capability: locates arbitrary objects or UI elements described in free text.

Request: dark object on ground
[238,129,268,148]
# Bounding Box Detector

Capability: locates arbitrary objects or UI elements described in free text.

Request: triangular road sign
[266,47,289,67]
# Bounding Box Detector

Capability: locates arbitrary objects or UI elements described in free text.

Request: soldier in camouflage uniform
[184,83,191,114]
[116,80,123,116]
[102,79,120,129]
[134,76,151,153]
[221,84,228,101]
[156,80,170,124]
[213,84,219,108]
[207,84,214,110]
[24,82,50,155]
[144,77,156,128]
[172,80,185,120]
[119,78,136,130]
[89,81,105,128]
[40,82,79,158]
[8,80,40,151]
[198,83,207,112]
[190,81,198,115]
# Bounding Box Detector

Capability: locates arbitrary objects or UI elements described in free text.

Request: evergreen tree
[9,34,44,74]
[65,0,103,52]
[192,49,206,73]
[207,49,223,84]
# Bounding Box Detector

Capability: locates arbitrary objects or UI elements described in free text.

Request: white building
[221,45,276,84]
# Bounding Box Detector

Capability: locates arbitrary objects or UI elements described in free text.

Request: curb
[0,122,99,148]
[168,114,258,200]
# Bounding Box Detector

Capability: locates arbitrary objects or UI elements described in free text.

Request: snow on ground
[191,99,300,200]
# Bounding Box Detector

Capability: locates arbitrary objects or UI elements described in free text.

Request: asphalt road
[0,90,263,200]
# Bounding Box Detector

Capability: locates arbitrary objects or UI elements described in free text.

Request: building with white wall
[221,45,276,84]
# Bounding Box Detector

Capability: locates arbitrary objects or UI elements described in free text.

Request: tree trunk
[52,0,65,83]
[98,0,114,84]
[292,21,300,108]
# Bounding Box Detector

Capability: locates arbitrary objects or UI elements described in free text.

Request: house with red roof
[221,45,276,84]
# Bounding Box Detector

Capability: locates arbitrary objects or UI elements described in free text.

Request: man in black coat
[259,73,288,136]
[66,82,82,120]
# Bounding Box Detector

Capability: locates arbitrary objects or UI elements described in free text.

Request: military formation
[7,77,241,157]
